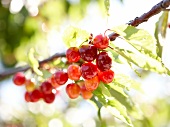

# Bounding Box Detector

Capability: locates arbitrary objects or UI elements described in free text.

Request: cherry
[25,79,35,92]
[24,91,31,102]
[84,76,99,91]
[80,62,98,79]
[67,64,81,81]
[79,45,97,62]
[168,23,170,28]
[66,83,81,99]
[98,69,114,83]
[50,75,60,88]
[53,71,68,85]
[40,81,53,94]
[80,85,93,99]
[93,34,109,49]
[43,93,55,103]
[13,72,26,86]
[66,47,80,63]
[30,89,42,102]
[96,52,112,71]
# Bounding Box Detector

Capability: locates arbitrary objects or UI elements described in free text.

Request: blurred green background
[1,0,170,127]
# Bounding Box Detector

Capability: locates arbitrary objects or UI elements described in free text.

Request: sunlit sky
[1,0,170,126]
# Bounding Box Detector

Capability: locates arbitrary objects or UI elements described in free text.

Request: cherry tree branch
[0,53,65,80]
[109,0,170,40]
[0,0,170,79]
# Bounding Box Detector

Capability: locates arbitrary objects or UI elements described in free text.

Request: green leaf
[154,11,169,58]
[106,82,136,111]
[110,86,133,110]
[93,87,133,126]
[113,73,140,90]
[113,47,170,75]
[107,97,133,126]
[112,24,157,57]
[62,26,90,48]
[99,82,111,97]
[28,48,43,76]
[93,88,107,106]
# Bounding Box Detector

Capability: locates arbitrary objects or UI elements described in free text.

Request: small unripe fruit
[25,79,35,92]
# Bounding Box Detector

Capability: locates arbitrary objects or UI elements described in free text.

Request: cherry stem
[108,46,114,50]
[104,29,111,36]
[79,39,89,47]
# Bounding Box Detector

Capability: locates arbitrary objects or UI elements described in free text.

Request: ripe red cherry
[53,71,68,85]
[40,81,53,94]
[93,34,109,49]
[66,83,81,99]
[98,69,114,83]
[96,52,112,71]
[30,89,42,102]
[66,47,80,62]
[80,85,93,99]
[13,72,26,86]
[79,45,97,62]
[24,92,31,102]
[43,93,55,103]
[168,23,170,28]
[80,62,98,79]
[84,76,99,91]
[50,75,60,88]
[67,64,81,81]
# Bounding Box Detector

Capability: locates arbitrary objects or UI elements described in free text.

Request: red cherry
[40,81,53,94]
[13,72,26,86]
[98,70,114,83]
[43,93,55,103]
[93,34,109,49]
[66,83,81,99]
[96,52,112,71]
[67,64,81,81]
[30,89,42,102]
[80,85,93,99]
[53,71,68,85]
[50,75,60,88]
[168,23,170,28]
[80,62,98,79]
[79,45,97,62]
[24,92,31,102]
[84,76,99,91]
[66,47,80,63]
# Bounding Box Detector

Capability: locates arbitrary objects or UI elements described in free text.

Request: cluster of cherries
[12,33,115,103]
